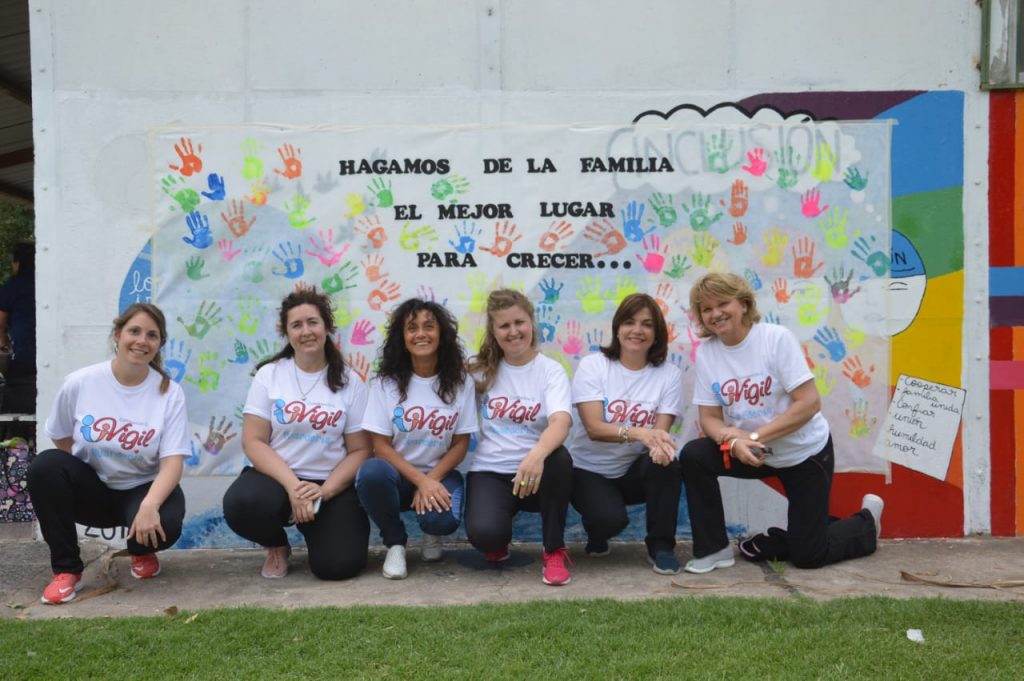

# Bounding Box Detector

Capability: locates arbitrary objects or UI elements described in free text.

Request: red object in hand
[720,439,734,470]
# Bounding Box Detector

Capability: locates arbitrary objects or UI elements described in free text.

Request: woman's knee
[27,449,70,487]
[679,438,716,473]
[465,516,511,552]
[310,551,367,581]
[355,458,396,489]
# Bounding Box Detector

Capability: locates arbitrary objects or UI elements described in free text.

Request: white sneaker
[862,494,884,540]
[421,534,444,562]
[382,545,407,579]
[684,545,736,574]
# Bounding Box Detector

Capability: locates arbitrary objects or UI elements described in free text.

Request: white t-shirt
[361,374,478,473]
[569,353,682,478]
[45,361,190,490]
[471,353,572,474]
[243,359,368,480]
[693,322,830,468]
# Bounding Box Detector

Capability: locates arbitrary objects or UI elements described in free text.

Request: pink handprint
[791,237,824,278]
[727,222,747,245]
[350,319,377,346]
[557,320,584,357]
[274,143,302,179]
[800,188,830,218]
[538,220,575,252]
[636,235,669,274]
[683,326,702,363]
[742,148,768,176]
[218,239,241,262]
[841,356,875,388]
[169,136,203,177]
[306,229,349,266]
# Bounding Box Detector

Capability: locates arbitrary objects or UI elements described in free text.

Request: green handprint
[773,147,802,189]
[284,193,315,230]
[811,143,836,182]
[399,222,439,251]
[682,192,723,232]
[706,130,734,174]
[575,276,606,314]
[368,177,394,208]
[322,261,359,294]
[177,300,223,340]
[247,339,274,366]
[607,276,639,309]
[185,256,209,281]
[240,137,264,182]
[648,193,677,228]
[332,293,361,329]
[184,351,222,393]
[243,258,264,284]
[664,254,692,279]
[460,272,491,313]
[813,365,836,397]
[818,207,851,249]
[430,174,470,202]
[161,175,200,213]
[843,166,869,191]
[795,283,827,326]
[235,295,259,335]
[689,233,719,268]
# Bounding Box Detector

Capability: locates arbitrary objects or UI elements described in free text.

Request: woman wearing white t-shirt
[464,289,573,586]
[29,303,189,605]
[223,289,371,580]
[356,298,476,580]
[570,293,684,575]
[680,272,882,574]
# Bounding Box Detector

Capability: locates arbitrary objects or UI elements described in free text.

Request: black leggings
[464,446,572,554]
[570,452,682,555]
[222,466,369,580]
[679,435,876,568]
[27,449,185,574]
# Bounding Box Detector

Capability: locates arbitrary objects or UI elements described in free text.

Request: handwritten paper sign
[873,374,966,480]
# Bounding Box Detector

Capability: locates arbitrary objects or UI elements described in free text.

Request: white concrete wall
[30,0,990,533]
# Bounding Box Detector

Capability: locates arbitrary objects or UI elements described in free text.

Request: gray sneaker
[684,545,735,574]
[422,534,444,562]
[861,494,884,540]
[383,545,407,579]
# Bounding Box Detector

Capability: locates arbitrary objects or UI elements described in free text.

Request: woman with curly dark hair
[356,298,477,579]
[222,288,371,580]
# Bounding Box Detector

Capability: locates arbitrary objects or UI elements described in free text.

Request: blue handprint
[743,268,763,291]
[228,339,250,365]
[201,173,226,200]
[586,328,604,352]
[271,242,305,279]
[536,303,560,343]
[813,326,847,362]
[184,440,201,468]
[163,338,192,383]
[448,221,481,254]
[621,200,654,242]
[851,235,889,276]
[182,212,213,249]
[539,277,564,305]
[764,311,782,325]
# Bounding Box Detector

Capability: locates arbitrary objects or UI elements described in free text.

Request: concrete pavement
[2,532,1022,619]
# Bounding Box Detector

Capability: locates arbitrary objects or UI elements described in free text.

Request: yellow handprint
[813,365,836,397]
[343,192,366,219]
[689,233,719,268]
[760,228,788,267]
[399,222,439,251]
[607,276,639,309]
[576,276,606,314]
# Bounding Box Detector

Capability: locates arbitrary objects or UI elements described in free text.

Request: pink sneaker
[130,554,161,580]
[484,546,510,562]
[41,573,83,604]
[261,546,291,579]
[542,547,573,586]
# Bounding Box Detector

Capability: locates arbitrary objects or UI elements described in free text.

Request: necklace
[293,360,326,400]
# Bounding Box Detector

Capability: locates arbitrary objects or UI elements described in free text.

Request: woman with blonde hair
[680,271,881,574]
[464,289,573,585]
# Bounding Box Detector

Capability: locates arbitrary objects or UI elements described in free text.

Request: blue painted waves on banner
[118,239,153,313]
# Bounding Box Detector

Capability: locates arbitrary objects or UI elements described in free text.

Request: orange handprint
[538,220,575,252]
[727,222,747,245]
[355,215,388,249]
[346,352,371,383]
[726,179,748,218]
[584,219,627,256]
[220,200,256,238]
[665,321,679,344]
[360,253,388,282]
[654,281,676,318]
[273,143,302,179]
[169,136,203,177]
[792,237,824,278]
[841,356,875,388]
[368,279,401,311]
[480,220,522,257]
[772,278,790,304]
[246,182,269,206]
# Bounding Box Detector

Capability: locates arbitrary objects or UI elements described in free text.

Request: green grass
[2,597,1022,679]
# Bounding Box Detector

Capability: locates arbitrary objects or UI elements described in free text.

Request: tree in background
[0,201,34,281]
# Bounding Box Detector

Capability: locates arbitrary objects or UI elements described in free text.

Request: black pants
[222,466,369,580]
[679,436,876,568]
[27,448,185,574]
[464,446,572,554]
[571,453,682,555]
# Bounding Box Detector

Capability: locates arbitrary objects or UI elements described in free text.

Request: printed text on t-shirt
[605,399,657,427]
[714,375,773,407]
[80,415,156,452]
[273,399,344,431]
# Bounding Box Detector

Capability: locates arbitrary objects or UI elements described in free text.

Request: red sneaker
[484,546,510,562]
[41,573,83,605]
[130,553,161,579]
[542,547,573,586]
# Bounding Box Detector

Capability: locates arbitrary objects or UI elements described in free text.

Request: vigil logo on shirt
[480,393,542,424]
[392,405,459,437]
[712,374,773,407]
[602,398,657,427]
[79,414,155,458]
[273,399,344,431]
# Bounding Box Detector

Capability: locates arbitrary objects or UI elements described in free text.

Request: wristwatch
[749,432,760,442]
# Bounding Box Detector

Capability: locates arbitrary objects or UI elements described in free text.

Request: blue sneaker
[585,538,610,556]
[647,550,681,575]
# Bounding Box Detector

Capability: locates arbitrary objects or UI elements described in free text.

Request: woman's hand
[412,477,451,515]
[731,438,768,468]
[635,428,677,466]
[716,426,745,445]
[289,480,322,524]
[512,451,545,498]
[128,503,166,549]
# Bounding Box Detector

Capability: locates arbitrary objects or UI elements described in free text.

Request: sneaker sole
[131,565,161,580]
[646,555,682,575]
[382,570,408,580]
[40,582,82,605]
[683,557,735,574]
[542,574,572,586]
